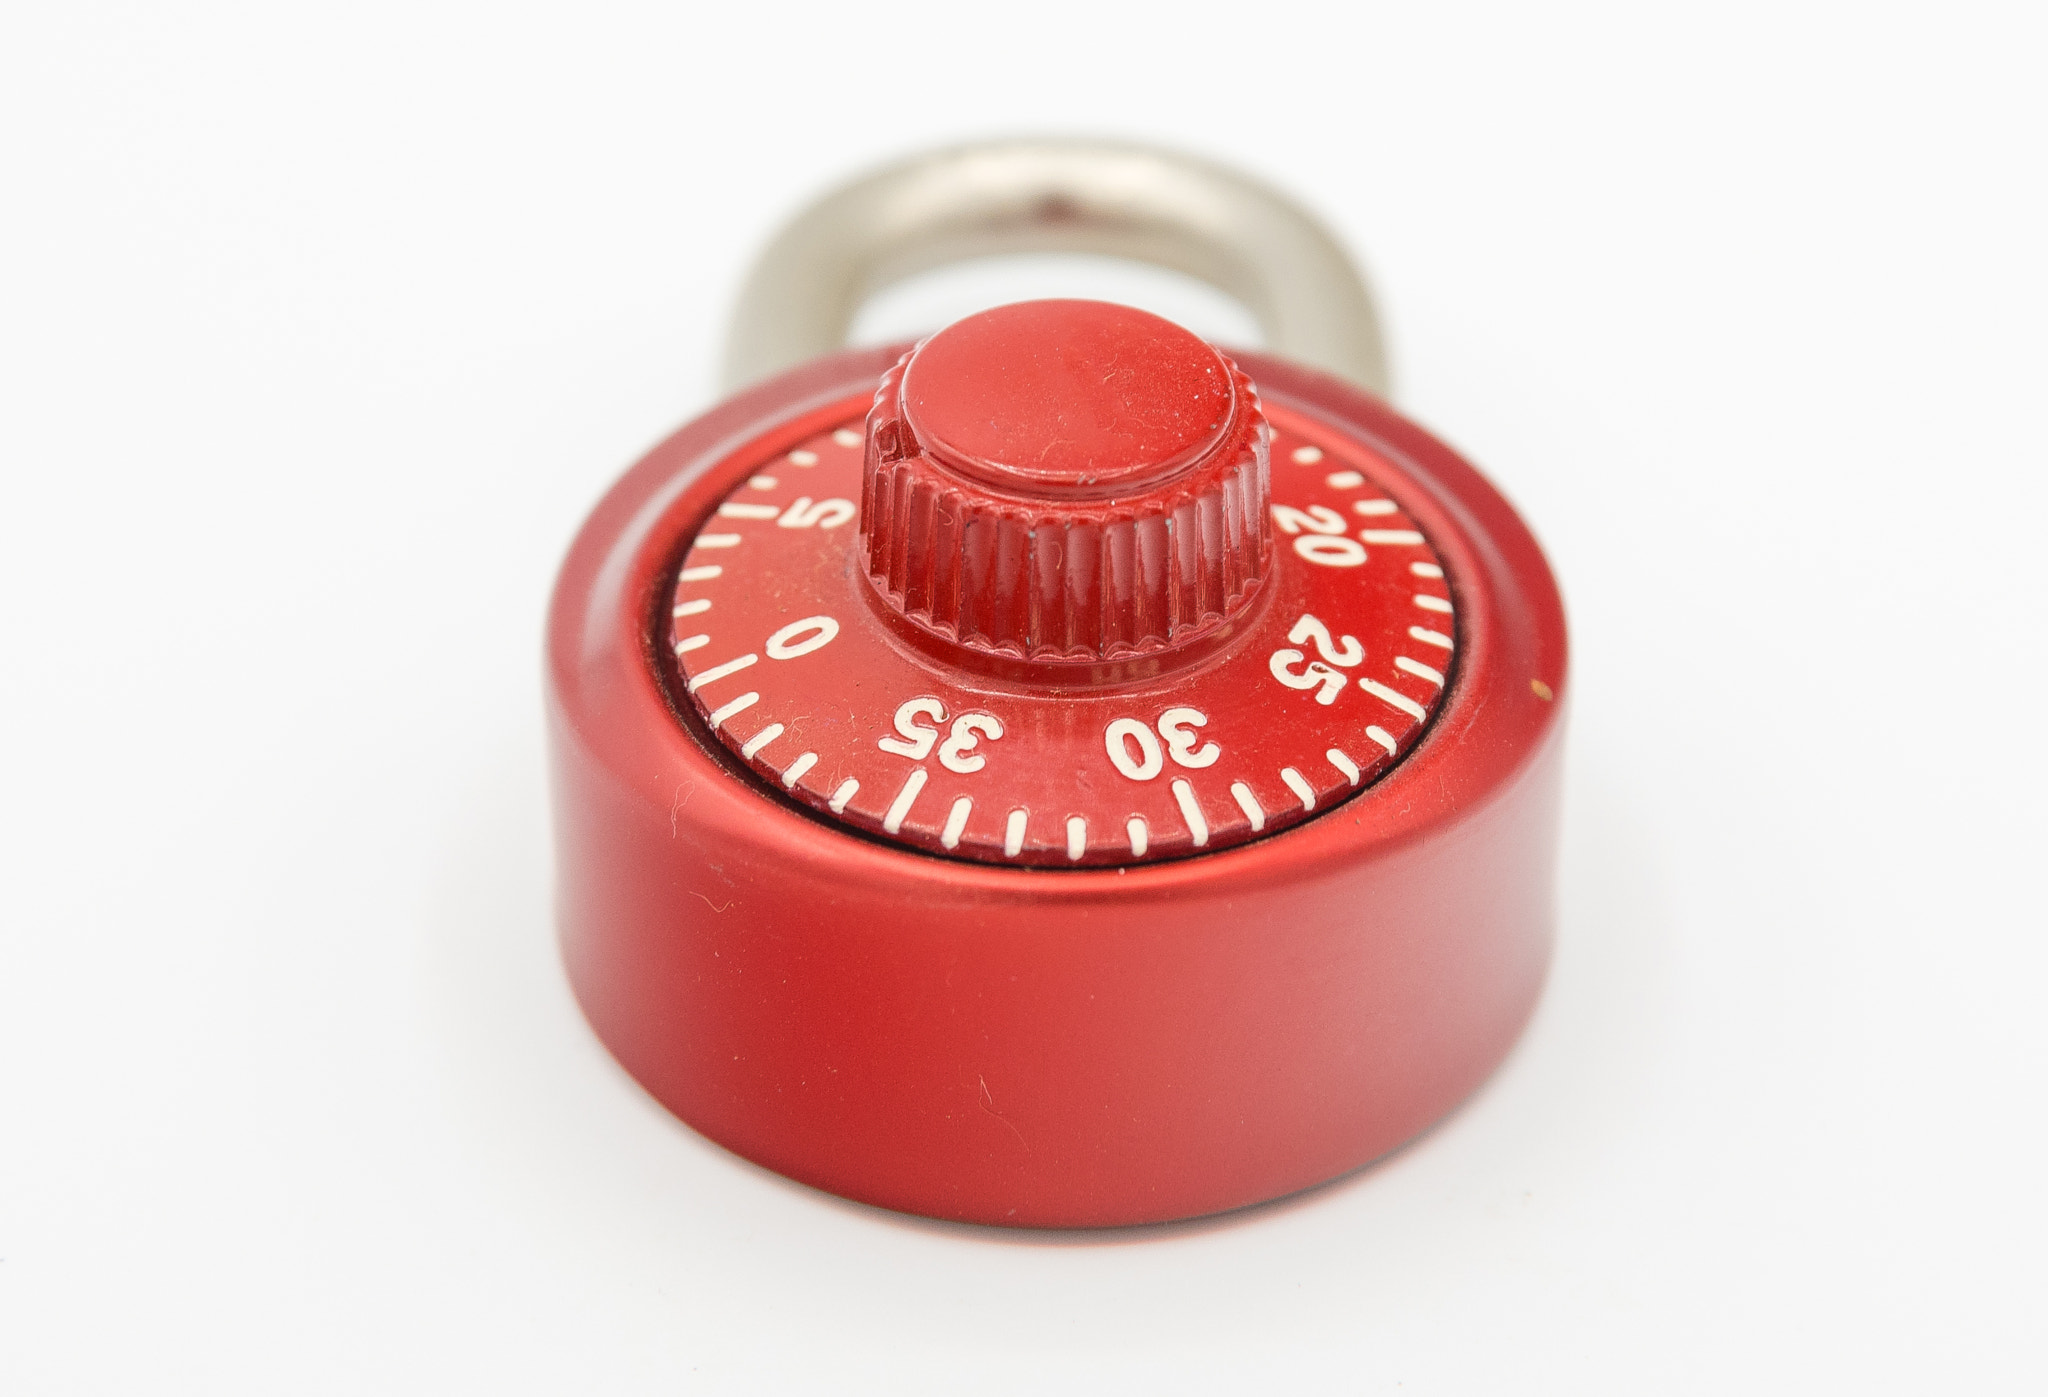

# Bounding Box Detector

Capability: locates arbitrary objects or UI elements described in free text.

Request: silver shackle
[721,138,1388,397]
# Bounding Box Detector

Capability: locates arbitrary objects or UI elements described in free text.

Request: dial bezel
[656,389,1461,868]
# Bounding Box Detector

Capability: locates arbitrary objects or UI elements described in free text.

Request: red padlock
[547,140,1566,1228]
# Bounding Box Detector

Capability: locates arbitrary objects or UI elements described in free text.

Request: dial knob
[666,301,1459,866]
[860,300,1270,664]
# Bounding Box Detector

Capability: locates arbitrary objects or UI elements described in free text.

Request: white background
[3,3,2043,1391]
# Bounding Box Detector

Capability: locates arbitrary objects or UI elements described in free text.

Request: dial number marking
[937,713,1004,774]
[1272,504,1368,566]
[1271,504,1346,536]
[1105,708,1221,782]
[879,698,1005,774]
[1269,612,1364,705]
[878,698,946,760]
[1104,718,1165,781]
[676,415,1452,867]
[777,497,856,530]
[765,615,839,659]
[1157,707,1219,769]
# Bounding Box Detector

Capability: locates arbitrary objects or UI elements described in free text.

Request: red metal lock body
[547,144,1566,1228]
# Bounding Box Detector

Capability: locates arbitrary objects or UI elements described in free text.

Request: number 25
[1269,612,1363,705]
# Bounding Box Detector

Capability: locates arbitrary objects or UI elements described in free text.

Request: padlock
[547,139,1567,1228]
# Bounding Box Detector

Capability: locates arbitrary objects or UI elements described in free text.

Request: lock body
[548,342,1565,1228]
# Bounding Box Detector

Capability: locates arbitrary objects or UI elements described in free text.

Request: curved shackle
[720,138,1389,398]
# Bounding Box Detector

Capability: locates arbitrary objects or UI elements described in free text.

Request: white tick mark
[740,723,784,758]
[941,795,973,850]
[673,634,710,655]
[1409,625,1454,649]
[1410,561,1444,579]
[679,565,722,582]
[1171,779,1210,846]
[828,778,858,813]
[706,692,758,729]
[687,653,758,691]
[833,428,863,449]
[1005,808,1028,858]
[1354,499,1399,516]
[1327,748,1361,784]
[1366,726,1398,756]
[1396,656,1445,686]
[1325,470,1365,490]
[1126,816,1149,857]
[1360,529,1426,545]
[672,598,711,617]
[1280,767,1315,811]
[782,752,818,787]
[883,769,927,834]
[1066,816,1087,861]
[697,534,742,549]
[1359,678,1429,722]
[748,475,778,490]
[1291,445,1323,464]
[1229,781,1265,832]
[718,502,780,520]
[789,449,818,466]
[1414,594,1454,614]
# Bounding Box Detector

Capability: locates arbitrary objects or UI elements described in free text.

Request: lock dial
[666,301,1454,866]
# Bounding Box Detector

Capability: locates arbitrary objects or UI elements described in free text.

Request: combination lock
[547,140,1567,1228]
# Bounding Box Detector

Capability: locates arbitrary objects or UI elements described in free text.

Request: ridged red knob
[860,300,1271,664]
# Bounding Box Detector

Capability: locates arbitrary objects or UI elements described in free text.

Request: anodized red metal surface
[547,341,1567,1228]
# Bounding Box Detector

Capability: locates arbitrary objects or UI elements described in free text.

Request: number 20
[1270,503,1367,567]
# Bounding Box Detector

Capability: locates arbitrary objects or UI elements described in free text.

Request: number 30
[1103,707,1220,781]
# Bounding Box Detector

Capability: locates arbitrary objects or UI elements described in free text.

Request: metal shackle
[720,137,1389,397]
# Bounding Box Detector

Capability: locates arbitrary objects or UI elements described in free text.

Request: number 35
[878,697,1005,774]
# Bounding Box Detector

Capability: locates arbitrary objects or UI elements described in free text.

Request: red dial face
[663,403,1455,868]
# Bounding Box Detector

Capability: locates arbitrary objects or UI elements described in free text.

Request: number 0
[765,615,839,659]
